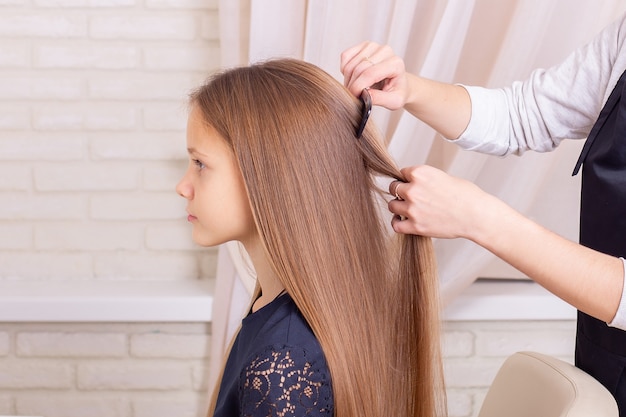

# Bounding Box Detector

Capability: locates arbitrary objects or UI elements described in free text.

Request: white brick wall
[0,0,218,281]
[0,0,218,413]
[0,323,211,417]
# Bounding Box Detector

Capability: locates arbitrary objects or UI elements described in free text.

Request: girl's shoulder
[237,295,333,416]
[245,293,319,349]
[239,343,333,417]
[242,294,329,377]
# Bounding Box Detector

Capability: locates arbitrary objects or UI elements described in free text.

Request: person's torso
[575,68,626,409]
[212,293,332,417]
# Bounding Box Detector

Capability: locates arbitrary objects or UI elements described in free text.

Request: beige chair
[478,351,618,417]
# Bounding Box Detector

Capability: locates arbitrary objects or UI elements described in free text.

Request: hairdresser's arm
[342,20,626,155]
[388,165,626,327]
[340,42,471,140]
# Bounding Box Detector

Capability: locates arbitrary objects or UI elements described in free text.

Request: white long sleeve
[453,13,626,156]
[450,13,626,330]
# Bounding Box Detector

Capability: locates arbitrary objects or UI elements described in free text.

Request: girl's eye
[193,159,205,170]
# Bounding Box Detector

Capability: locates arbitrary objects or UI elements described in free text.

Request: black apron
[573,68,626,416]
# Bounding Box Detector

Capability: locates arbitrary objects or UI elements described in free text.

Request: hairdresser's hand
[388,165,500,240]
[340,41,410,110]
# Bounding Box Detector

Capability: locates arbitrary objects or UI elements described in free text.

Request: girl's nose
[176,175,193,199]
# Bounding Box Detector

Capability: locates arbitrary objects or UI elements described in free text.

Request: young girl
[176,58,445,417]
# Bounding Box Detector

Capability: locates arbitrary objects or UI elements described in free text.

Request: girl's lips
[187,214,197,222]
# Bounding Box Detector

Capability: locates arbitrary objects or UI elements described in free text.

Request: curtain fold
[211,0,626,392]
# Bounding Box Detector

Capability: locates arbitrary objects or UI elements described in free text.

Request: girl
[176,58,445,417]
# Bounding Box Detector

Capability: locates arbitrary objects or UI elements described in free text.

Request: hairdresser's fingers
[388,165,471,238]
[340,41,380,85]
[344,47,394,92]
[342,43,397,91]
[388,197,424,236]
[395,165,489,239]
[343,55,408,110]
[361,58,408,110]
[390,212,420,235]
[388,180,405,201]
[340,42,367,77]
[388,178,422,235]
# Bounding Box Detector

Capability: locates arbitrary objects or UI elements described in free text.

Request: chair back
[478,351,618,417]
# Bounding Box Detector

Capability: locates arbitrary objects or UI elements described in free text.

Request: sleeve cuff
[608,257,626,330]
[444,85,511,156]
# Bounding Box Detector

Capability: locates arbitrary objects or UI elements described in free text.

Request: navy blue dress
[213,293,334,417]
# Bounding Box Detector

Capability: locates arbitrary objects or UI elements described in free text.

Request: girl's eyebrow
[187,147,209,157]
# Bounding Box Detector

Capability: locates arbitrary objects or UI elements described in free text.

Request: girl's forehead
[186,111,230,155]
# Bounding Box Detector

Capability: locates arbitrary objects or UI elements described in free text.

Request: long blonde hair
[192,58,445,417]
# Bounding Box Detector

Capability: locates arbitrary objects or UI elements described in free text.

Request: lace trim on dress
[240,345,333,417]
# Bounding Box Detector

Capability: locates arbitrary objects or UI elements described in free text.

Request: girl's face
[176,106,257,248]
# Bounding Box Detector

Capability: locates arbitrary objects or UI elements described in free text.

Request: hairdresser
[342,13,626,416]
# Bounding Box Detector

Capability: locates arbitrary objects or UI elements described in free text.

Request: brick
[133,397,205,417]
[444,358,503,388]
[89,0,135,5]
[0,14,87,37]
[0,104,31,130]
[34,163,141,191]
[0,362,72,389]
[17,332,127,357]
[0,0,27,5]
[0,134,84,161]
[475,329,576,357]
[144,46,218,71]
[445,389,473,417]
[191,363,209,391]
[0,44,31,68]
[200,12,219,40]
[131,333,209,358]
[33,104,137,131]
[94,252,199,280]
[90,133,186,160]
[90,193,185,220]
[0,193,87,220]
[442,330,474,358]
[142,162,186,191]
[472,390,489,417]
[143,102,188,131]
[16,396,127,417]
[0,224,33,250]
[0,333,9,356]
[0,252,93,280]
[88,75,194,100]
[35,0,135,7]
[0,77,83,100]
[198,251,218,279]
[78,362,191,390]
[35,223,143,251]
[145,224,199,250]
[89,15,196,40]
[145,0,215,9]
[0,165,31,190]
[36,44,138,69]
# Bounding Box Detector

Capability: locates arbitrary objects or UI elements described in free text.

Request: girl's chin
[191,232,227,248]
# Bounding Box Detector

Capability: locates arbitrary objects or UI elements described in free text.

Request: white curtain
[209,0,626,391]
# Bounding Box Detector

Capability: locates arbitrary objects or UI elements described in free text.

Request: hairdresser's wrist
[403,73,427,115]
[403,75,471,140]
[464,192,521,250]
